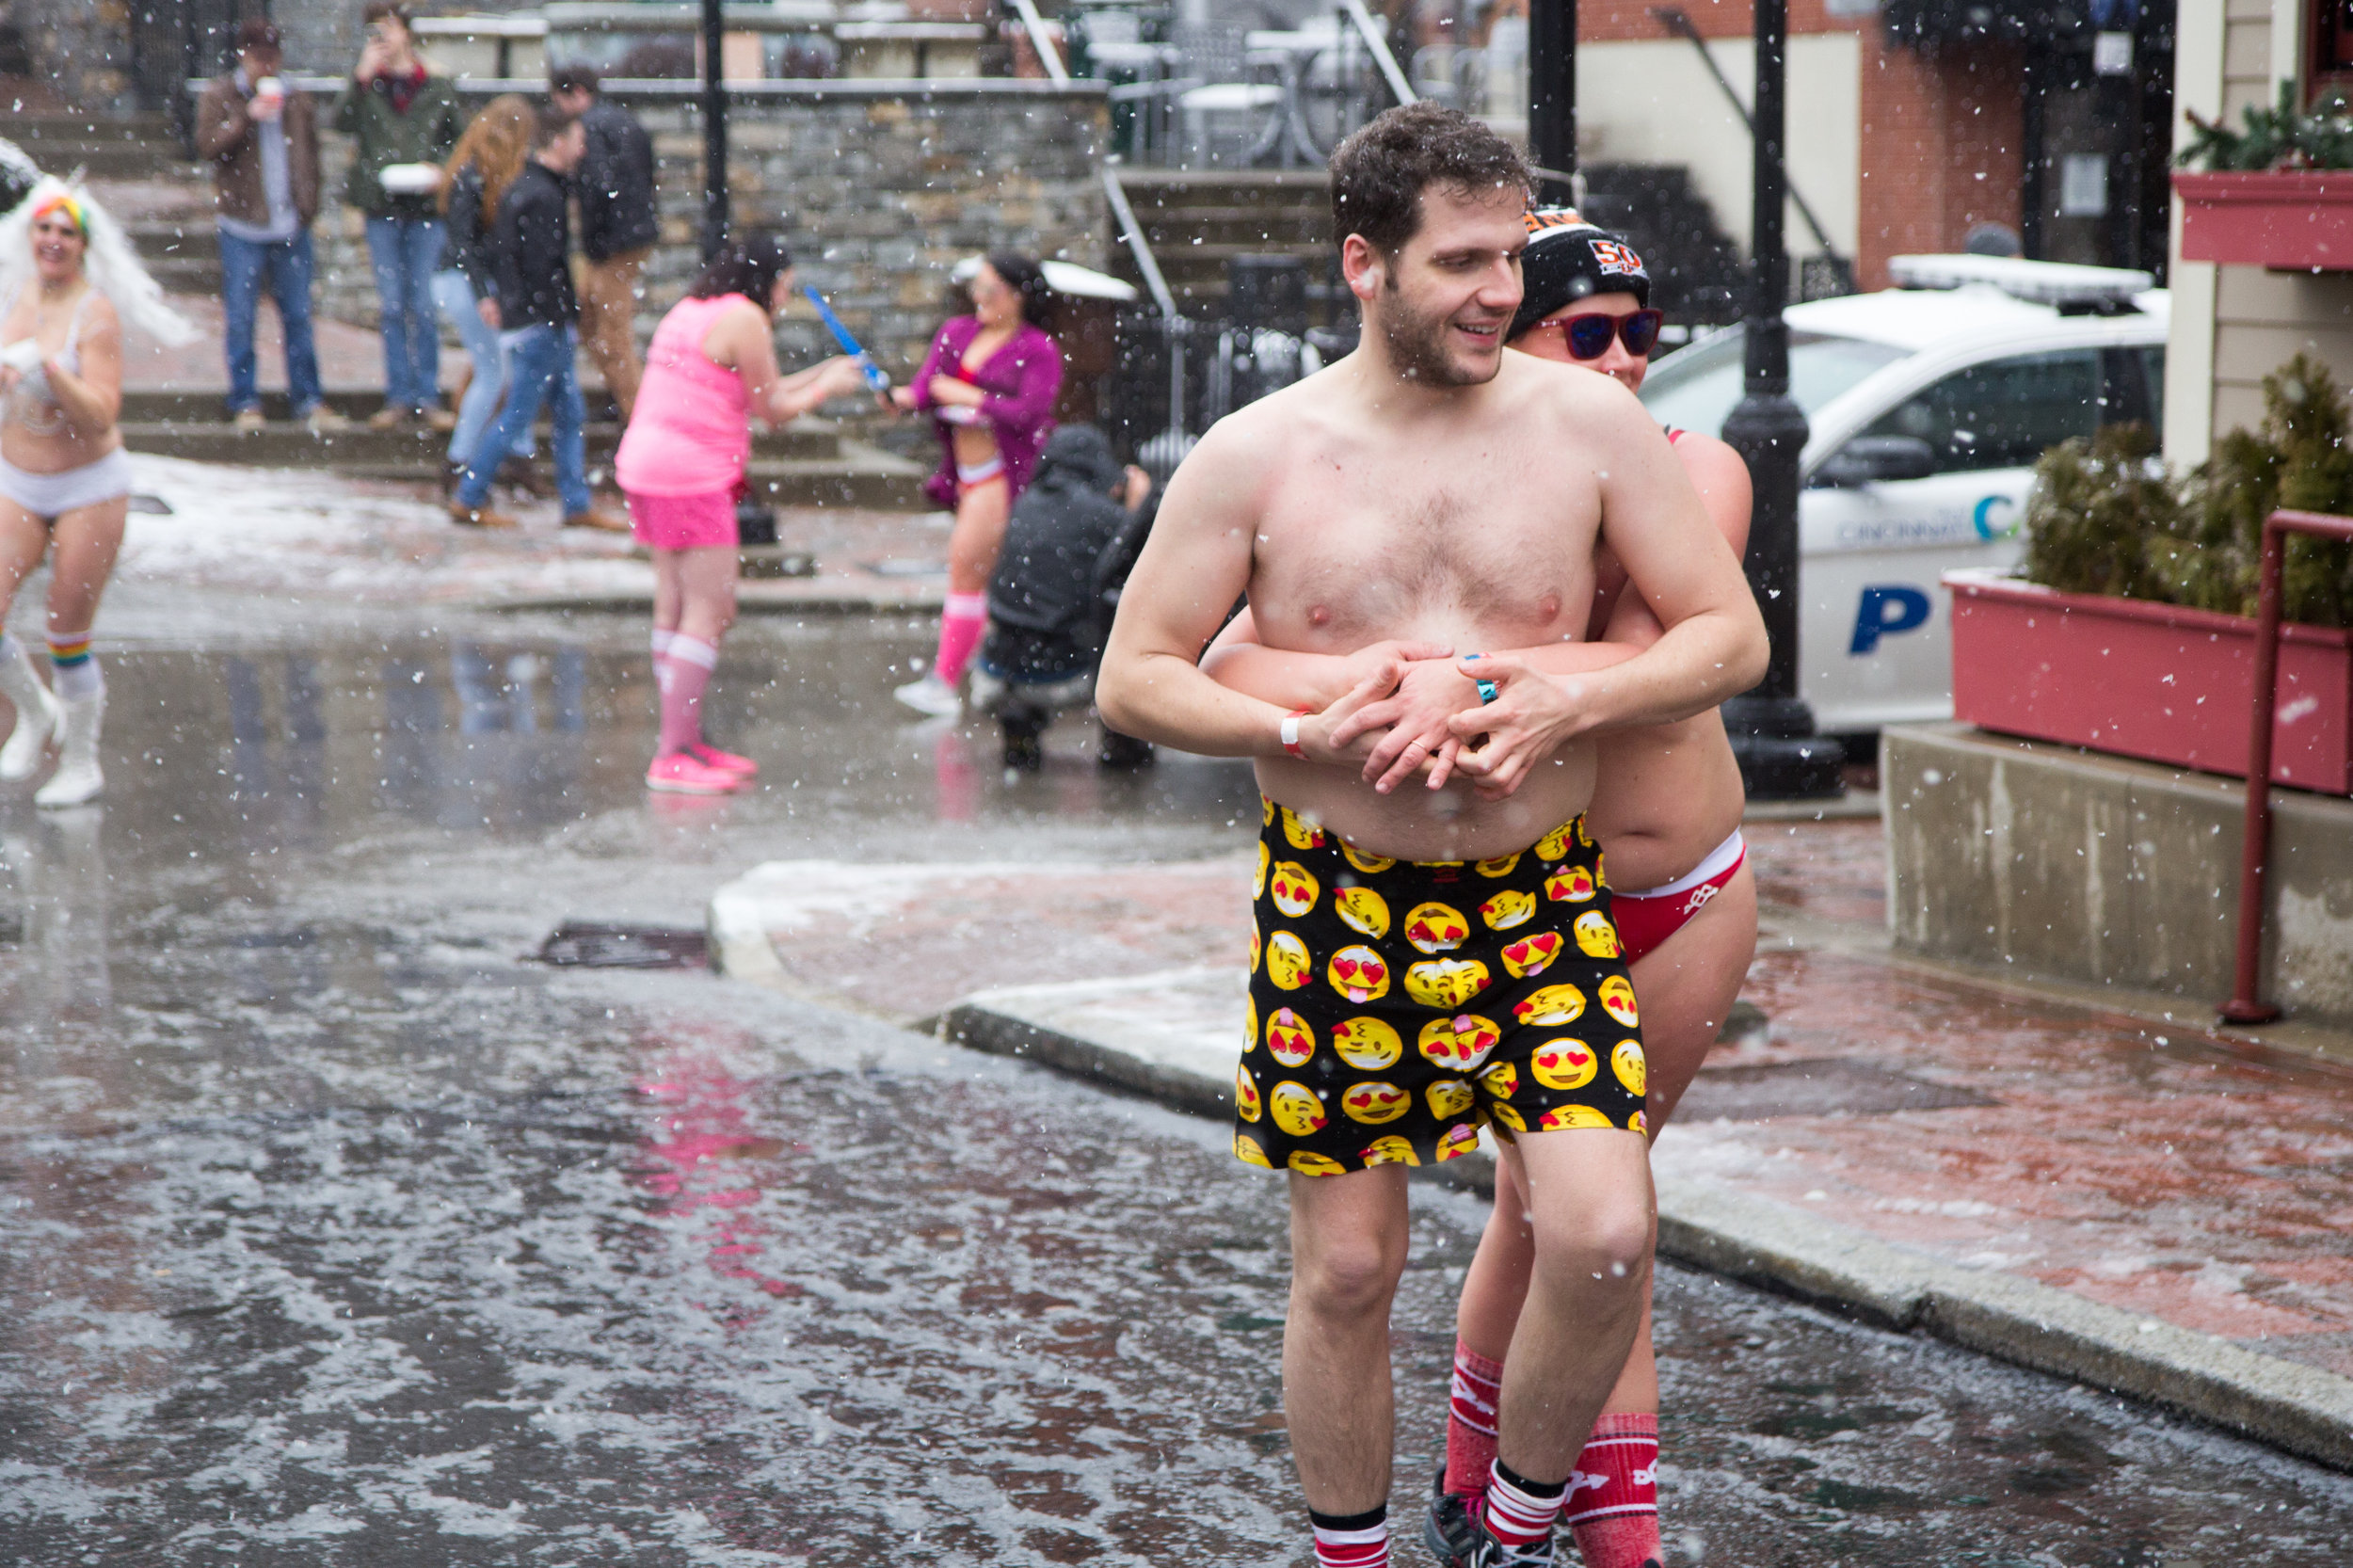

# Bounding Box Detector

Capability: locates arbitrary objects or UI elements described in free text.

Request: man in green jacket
[334,1,467,430]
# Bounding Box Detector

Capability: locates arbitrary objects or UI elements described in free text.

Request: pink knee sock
[1445,1337,1504,1498]
[656,633,716,757]
[1565,1412,1662,1568]
[932,591,988,687]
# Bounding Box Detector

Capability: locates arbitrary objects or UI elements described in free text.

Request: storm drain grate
[532,923,709,969]
[1677,1058,1993,1122]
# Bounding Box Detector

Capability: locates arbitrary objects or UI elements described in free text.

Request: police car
[1640,254,2168,740]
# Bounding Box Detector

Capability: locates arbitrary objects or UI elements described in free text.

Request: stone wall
[1884,724,2353,1030]
[305,80,1112,386]
[9,0,136,110]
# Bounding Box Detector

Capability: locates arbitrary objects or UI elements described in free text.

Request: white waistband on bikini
[956,456,1005,485]
[0,447,135,519]
[1618,827,1746,903]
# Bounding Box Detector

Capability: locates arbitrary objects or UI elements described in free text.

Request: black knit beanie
[1510,209,1651,343]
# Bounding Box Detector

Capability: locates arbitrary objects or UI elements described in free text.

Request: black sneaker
[1422,1462,1481,1568]
[1465,1515,1553,1568]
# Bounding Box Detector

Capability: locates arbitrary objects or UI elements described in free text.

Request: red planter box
[2174,170,2353,270]
[1946,569,2353,794]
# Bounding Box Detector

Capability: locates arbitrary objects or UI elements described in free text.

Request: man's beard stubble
[1378,278,1495,389]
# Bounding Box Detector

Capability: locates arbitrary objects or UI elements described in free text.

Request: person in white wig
[0,175,195,807]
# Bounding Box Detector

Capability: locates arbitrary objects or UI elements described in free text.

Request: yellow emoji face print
[1249,925,1263,975]
[1535,822,1578,862]
[1328,945,1391,1003]
[1479,1060,1519,1099]
[1490,1101,1528,1134]
[1335,885,1391,938]
[1289,1150,1348,1176]
[1475,852,1521,878]
[1417,1014,1501,1072]
[1254,840,1270,900]
[1235,1131,1273,1167]
[1234,1064,1263,1121]
[1360,1135,1419,1167]
[1435,1123,1482,1160]
[1404,958,1491,1009]
[1598,974,1640,1026]
[1340,840,1396,875]
[1481,888,1536,931]
[1261,795,1276,827]
[1270,860,1319,919]
[1265,930,1310,989]
[1545,864,1598,904]
[1611,1039,1647,1097]
[1266,1006,1315,1067]
[1402,902,1470,955]
[1341,1080,1412,1125]
[1540,1104,1615,1131]
[1573,910,1622,959]
[1331,1016,1403,1071]
[1244,993,1257,1049]
[1425,1079,1476,1120]
[1628,1109,1647,1136]
[1270,1080,1326,1137]
[1513,984,1586,1028]
[1281,807,1326,851]
[1530,1038,1599,1090]
[1500,930,1563,979]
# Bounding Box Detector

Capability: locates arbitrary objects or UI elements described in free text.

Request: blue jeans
[429,269,532,467]
[458,325,589,518]
[365,216,445,411]
[218,229,323,416]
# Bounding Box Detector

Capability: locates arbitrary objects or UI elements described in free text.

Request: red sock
[1308,1504,1388,1568]
[1445,1337,1503,1497]
[1482,1459,1564,1550]
[1565,1412,1662,1568]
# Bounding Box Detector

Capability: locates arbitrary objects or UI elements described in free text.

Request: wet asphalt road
[6,595,2353,1567]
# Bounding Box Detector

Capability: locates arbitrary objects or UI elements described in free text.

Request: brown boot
[367,406,411,431]
[449,500,518,529]
[564,507,631,533]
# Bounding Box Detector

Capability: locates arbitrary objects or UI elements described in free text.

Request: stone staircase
[117,391,930,509]
[1105,169,1337,321]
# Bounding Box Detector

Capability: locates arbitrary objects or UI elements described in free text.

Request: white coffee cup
[254,75,285,113]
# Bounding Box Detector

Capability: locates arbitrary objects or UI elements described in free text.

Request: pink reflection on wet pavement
[632,1032,806,1305]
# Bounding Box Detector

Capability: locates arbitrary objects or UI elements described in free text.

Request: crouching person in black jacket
[449,106,624,532]
[968,425,1159,770]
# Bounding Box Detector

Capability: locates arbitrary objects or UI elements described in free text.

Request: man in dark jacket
[550,66,658,420]
[969,424,1159,769]
[196,21,344,434]
[449,108,624,533]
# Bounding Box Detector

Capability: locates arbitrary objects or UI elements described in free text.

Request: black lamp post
[701,0,729,260]
[1528,0,1577,204]
[1718,0,1843,798]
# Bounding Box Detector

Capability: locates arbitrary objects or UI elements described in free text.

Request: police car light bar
[1886,253,2154,308]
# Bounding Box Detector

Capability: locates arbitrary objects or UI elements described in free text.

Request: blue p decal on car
[1849,585,1932,654]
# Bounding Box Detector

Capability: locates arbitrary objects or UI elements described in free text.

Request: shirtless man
[1096,106,1767,1568]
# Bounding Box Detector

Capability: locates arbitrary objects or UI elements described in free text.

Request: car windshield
[1640,328,1907,439]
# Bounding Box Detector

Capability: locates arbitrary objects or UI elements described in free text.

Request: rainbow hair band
[45,632,92,667]
[31,193,87,235]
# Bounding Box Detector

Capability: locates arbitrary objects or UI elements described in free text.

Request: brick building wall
[1854,38,2025,291]
[303,80,1112,383]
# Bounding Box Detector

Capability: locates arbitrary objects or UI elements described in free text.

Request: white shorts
[0,448,134,520]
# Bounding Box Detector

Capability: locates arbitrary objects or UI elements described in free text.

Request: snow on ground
[117,454,653,604]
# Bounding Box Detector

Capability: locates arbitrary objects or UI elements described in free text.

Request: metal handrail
[1101,162,1176,322]
[2220,506,2353,1025]
[1339,0,1417,106]
[1006,0,1071,88]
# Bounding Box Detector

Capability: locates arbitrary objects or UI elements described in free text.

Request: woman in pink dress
[887,252,1063,716]
[614,232,865,795]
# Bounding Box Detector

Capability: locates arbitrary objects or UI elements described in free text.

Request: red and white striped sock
[1564,1412,1662,1568]
[1445,1337,1504,1498]
[1483,1459,1565,1551]
[1308,1504,1389,1568]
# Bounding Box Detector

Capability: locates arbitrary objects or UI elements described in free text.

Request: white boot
[0,644,59,781]
[34,689,103,808]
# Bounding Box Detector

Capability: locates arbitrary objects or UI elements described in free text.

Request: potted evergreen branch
[1946,354,2353,793]
[2174,85,2353,270]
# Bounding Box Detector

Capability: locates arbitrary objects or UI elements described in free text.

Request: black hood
[1032,424,1124,496]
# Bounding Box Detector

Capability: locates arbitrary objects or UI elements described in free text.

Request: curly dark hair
[1328,103,1530,257]
[689,230,795,313]
[984,250,1054,327]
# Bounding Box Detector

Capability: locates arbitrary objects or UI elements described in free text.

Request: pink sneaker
[646,751,744,795]
[687,742,758,777]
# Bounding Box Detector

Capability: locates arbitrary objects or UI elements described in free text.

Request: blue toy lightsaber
[803,287,891,392]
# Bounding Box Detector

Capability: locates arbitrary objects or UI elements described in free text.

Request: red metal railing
[2221,508,2353,1024]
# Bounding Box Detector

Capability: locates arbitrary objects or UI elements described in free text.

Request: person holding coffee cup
[334,0,466,432]
[196,19,342,434]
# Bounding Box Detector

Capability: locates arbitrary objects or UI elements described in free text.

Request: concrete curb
[922,975,2353,1475]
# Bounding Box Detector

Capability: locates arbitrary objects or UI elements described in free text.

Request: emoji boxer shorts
[1234,798,1648,1176]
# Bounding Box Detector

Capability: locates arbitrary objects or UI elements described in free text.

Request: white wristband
[1280,710,1305,760]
